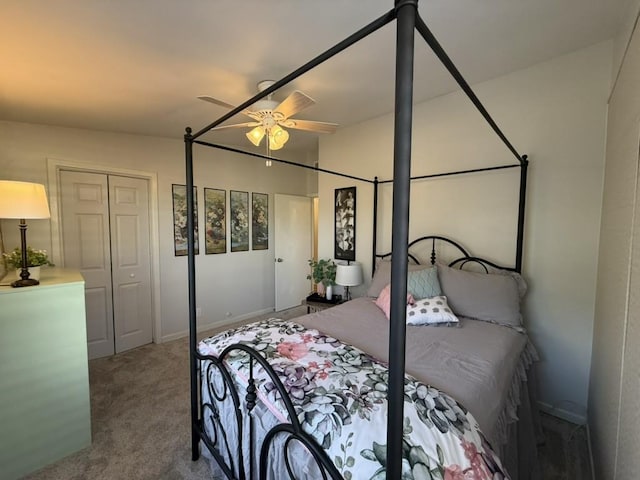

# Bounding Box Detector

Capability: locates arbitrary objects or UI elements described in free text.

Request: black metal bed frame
[183,1,528,478]
[195,343,343,479]
[376,234,518,273]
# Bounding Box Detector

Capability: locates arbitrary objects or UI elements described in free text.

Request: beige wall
[589,2,640,478]
[319,42,611,423]
[0,121,315,341]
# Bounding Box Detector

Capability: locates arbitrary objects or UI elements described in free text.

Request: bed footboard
[194,344,342,480]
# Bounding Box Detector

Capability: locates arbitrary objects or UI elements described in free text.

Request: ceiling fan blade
[197,95,237,109]
[280,119,338,134]
[210,122,261,132]
[197,96,260,120]
[274,91,315,119]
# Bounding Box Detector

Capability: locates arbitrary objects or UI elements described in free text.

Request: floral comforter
[198,319,509,480]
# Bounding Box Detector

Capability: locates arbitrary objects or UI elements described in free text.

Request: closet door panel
[84,287,111,343]
[77,215,107,267]
[109,175,153,353]
[60,171,114,359]
[117,283,143,334]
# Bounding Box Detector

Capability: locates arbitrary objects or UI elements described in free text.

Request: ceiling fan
[198,80,338,151]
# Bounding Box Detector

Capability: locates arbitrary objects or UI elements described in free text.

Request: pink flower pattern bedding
[198,319,509,480]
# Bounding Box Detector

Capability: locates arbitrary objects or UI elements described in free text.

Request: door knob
[130,273,135,278]
[276,258,284,263]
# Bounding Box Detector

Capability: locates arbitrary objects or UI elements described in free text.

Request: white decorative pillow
[406,296,459,326]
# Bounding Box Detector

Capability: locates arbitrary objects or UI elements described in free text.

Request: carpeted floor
[537,412,593,480]
[23,306,307,480]
[24,305,590,480]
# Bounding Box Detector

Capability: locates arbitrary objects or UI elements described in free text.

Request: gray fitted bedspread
[297,296,529,447]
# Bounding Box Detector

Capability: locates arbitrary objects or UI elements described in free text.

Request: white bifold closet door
[60,170,153,360]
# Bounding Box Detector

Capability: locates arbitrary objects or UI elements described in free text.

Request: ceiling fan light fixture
[268,138,284,151]
[200,81,337,152]
[246,126,266,146]
[268,125,289,150]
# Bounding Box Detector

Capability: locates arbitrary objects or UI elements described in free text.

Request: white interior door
[60,170,153,359]
[109,175,153,354]
[275,194,312,311]
[60,171,114,359]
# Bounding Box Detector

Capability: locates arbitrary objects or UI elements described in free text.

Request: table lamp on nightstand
[0,181,51,287]
[335,262,363,301]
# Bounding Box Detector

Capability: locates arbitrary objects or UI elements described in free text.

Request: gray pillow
[366,260,433,297]
[437,263,522,327]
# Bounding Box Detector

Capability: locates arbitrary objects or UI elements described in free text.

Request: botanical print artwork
[205,188,226,254]
[199,319,509,480]
[230,190,249,252]
[252,193,268,250]
[335,186,356,261]
[172,184,199,256]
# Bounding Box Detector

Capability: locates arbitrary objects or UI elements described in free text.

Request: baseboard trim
[538,401,587,425]
[160,307,275,343]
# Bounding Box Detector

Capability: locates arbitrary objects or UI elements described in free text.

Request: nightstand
[302,293,343,313]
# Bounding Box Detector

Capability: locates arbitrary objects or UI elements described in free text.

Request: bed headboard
[375,235,517,274]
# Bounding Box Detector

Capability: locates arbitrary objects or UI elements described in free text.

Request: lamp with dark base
[0,181,51,288]
[13,219,39,287]
[335,262,363,301]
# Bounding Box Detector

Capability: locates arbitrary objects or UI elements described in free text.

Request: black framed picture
[172,184,199,256]
[230,190,249,252]
[204,188,226,254]
[252,192,269,250]
[334,186,356,261]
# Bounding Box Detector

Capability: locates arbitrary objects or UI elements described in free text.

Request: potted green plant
[307,258,336,298]
[3,246,54,280]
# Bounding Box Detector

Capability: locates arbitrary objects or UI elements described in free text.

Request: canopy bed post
[185,127,200,461]
[415,16,524,164]
[184,2,534,477]
[516,155,529,273]
[416,11,530,274]
[387,0,417,477]
[372,176,379,275]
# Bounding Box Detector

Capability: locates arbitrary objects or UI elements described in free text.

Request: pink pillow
[375,283,415,320]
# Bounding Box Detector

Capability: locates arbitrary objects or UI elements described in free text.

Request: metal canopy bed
[184,1,532,479]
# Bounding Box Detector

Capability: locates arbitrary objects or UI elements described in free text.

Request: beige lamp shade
[0,181,51,219]
[335,262,363,287]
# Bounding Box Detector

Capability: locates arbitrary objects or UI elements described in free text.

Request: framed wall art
[230,190,249,252]
[252,193,269,250]
[204,188,226,254]
[172,184,199,256]
[334,186,356,261]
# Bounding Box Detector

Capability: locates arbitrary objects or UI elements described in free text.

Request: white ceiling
[0,0,629,154]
